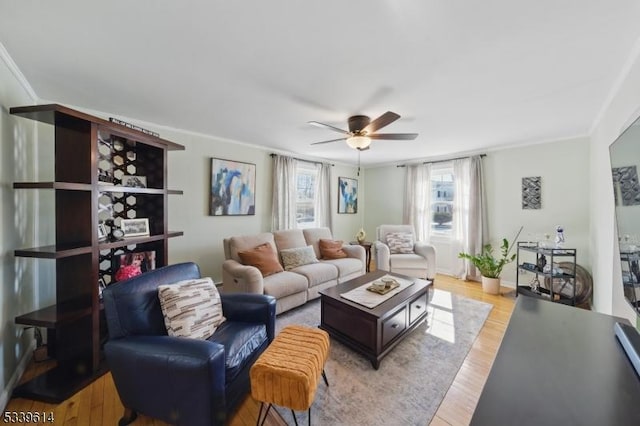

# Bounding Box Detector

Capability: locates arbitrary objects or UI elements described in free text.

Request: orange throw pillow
[319,239,348,259]
[238,243,284,277]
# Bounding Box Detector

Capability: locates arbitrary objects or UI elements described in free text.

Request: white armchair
[374,225,436,280]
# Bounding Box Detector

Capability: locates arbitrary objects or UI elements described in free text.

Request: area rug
[272,289,493,426]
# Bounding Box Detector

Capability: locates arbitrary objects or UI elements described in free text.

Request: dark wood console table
[350,241,372,272]
[471,296,640,426]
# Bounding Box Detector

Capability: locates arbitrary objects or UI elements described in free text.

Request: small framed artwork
[121,175,147,188]
[97,222,108,241]
[338,177,358,214]
[522,176,541,209]
[612,166,640,206]
[112,251,157,282]
[121,218,150,237]
[210,158,256,216]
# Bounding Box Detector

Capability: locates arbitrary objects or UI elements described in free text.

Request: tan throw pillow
[238,243,284,277]
[319,239,348,259]
[280,245,319,270]
[386,232,415,254]
[158,277,226,340]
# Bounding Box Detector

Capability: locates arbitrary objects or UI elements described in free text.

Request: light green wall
[361,137,591,286]
[113,126,364,282]
[485,137,591,284]
[362,165,405,241]
[590,44,640,321]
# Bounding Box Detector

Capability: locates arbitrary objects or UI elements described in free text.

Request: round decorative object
[543,262,593,306]
[355,227,366,243]
[112,228,125,240]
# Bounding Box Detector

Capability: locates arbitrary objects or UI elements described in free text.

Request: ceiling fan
[308,111,418,151]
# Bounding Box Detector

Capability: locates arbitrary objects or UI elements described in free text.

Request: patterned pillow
[238,243,284,277]
[158,277,225,340]
[386,232,415,254]
[280,245,319,270]
[319,239,348,259]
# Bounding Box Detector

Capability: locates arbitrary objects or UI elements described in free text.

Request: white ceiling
[2,1,640,166]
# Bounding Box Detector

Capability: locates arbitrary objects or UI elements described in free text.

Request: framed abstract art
[210,158,256,216]
[338,176,358,214]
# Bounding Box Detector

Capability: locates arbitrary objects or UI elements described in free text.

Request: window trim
[295,162,319,229]
[430,163,454,238]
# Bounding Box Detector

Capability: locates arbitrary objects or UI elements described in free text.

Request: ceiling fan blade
[310,137,348,145]
[362,111,400,134]
[308,121,350,135]
[369,133,418,140]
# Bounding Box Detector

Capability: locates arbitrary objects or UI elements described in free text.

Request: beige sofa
[222,227,366,314]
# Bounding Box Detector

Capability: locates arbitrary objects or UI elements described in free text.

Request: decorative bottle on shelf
[555,225,565,248]
[355,227,366,244]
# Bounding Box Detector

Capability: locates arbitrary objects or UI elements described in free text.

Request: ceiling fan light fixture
[346,135,371,149]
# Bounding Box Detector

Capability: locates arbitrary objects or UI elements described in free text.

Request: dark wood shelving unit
[14,244,93,259]
[15,304,93,328]
[13,182,93,191]
[10,104,184,403]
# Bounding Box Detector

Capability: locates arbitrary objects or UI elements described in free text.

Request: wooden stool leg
[256,402,271,426]
[322,369,329,386]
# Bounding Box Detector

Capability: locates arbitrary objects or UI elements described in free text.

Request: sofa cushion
[158,277,226,340]
[227,233,276,263]
[238,243,284,277]
[390,253,429,269]
[208,320,268,382]
[280,245,319,270]
[386,232,415,254]
[319,239,347,259]
[303,227,334,258]
[273,229,307,251]
[321,258,363,278]
[291,262,338,287]
[263,271,309,299]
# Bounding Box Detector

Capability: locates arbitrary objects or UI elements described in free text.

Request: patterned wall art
[522,176,542,209]
[210,158,256,216]
[338,176,358,214]
[612,166,640,206]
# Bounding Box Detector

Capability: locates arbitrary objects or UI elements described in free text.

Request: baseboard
[500,279,516,289]
[0,340,36,412]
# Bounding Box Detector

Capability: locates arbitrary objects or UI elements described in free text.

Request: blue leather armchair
[102,262,276,426]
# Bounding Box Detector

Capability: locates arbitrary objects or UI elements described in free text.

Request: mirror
[610,114,640,315]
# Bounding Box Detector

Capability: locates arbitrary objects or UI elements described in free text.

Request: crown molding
[0,42,38,101]
[589,34,640,136]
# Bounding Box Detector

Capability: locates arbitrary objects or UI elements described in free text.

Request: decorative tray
[366,280,400,295]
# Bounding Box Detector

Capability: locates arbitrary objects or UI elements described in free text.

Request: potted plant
[458,238,516,294]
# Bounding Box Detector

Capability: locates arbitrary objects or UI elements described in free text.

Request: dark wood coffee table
[319,270,432,369]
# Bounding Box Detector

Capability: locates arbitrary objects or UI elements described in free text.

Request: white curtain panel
[453,156,487,279]
[315,162,332,229]
[403,163,432,241]
[271,154,298,231]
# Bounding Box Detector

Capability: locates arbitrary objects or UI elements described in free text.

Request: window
[431,165,454,234]
[295,163,318,228]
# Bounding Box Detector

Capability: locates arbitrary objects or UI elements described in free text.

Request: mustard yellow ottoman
[250,325,330,426]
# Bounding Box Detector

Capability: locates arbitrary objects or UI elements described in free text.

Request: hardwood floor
[4,274,515,425]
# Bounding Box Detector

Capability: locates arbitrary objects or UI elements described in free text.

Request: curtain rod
[269,153,334,166]
[396,153,486,167]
